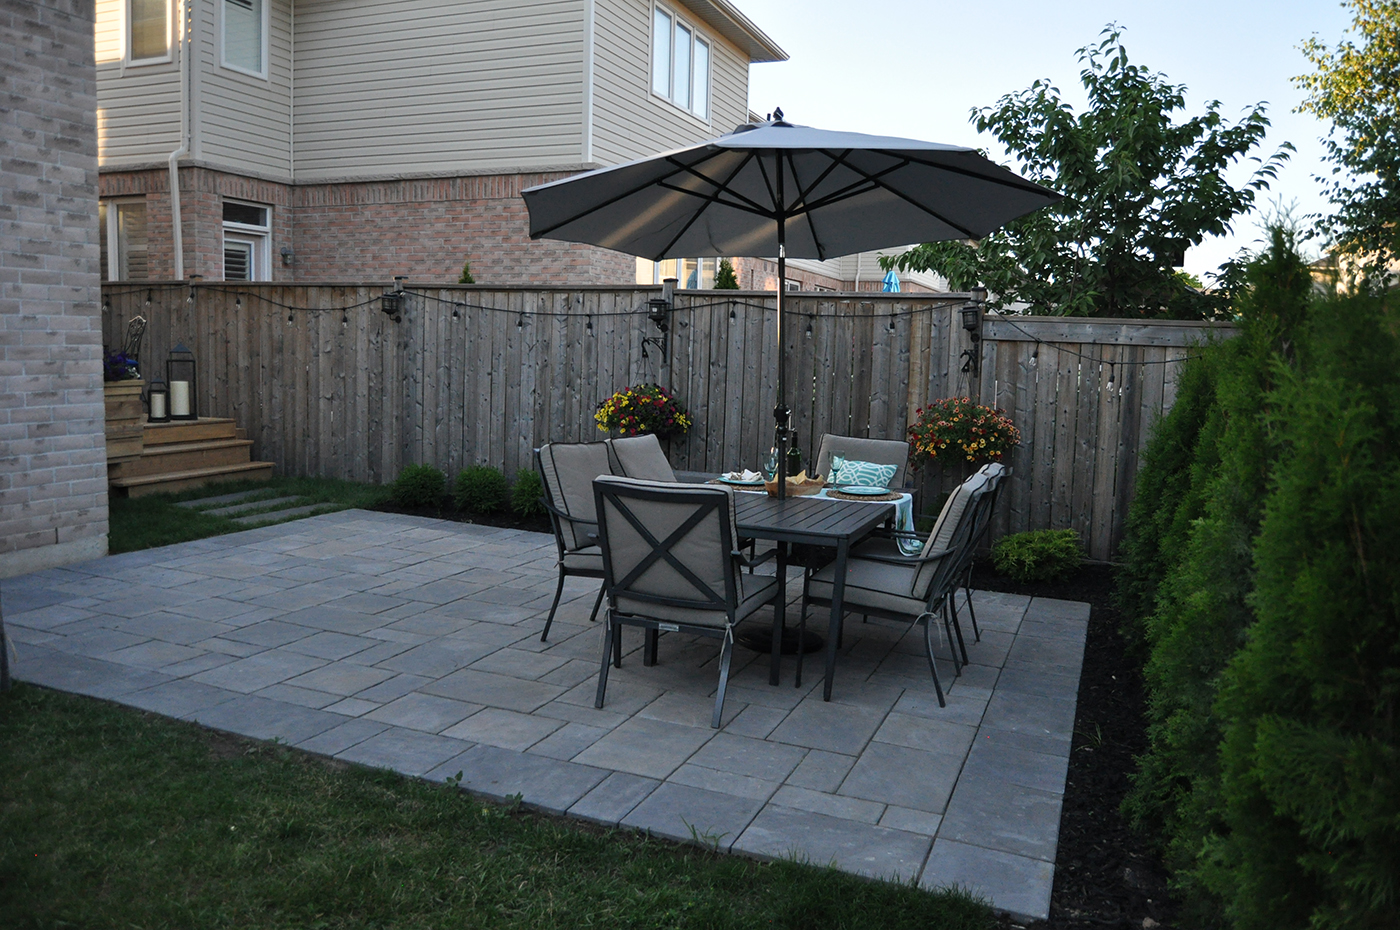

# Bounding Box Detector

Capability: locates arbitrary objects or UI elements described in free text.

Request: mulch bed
[375,498,1176,927]
[977,560,1175,930]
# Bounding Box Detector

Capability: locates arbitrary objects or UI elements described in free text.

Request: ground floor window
[222,200,271,281]
[635,257,716,288]
[99,199,149,281]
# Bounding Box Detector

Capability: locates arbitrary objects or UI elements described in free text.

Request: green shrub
[511,469,546,518]
[714,257,739,289]
[991,529,1082,582]
[454,465,509,513]
[391,463,446,508]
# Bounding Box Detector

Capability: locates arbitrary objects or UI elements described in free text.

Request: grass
[108,476,394,554]
[0,685,993,930]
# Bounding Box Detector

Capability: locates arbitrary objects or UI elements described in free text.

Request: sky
[734,0,1356,279]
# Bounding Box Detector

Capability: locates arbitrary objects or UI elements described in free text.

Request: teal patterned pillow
[830,455,896,488]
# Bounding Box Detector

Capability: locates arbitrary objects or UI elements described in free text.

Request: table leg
[769,542,787,686]
[823,537,849,701]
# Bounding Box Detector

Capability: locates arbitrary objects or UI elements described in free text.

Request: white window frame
[222,200,272,281]
[220,0,269,79]
[650,3,711,122]
[125,0,172,67]
[100,198,151,282]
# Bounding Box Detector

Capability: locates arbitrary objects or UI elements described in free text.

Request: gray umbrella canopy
[522,113,1059,496]
[522,115,1061,261]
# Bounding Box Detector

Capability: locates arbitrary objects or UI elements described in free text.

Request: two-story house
[96,0,787,285]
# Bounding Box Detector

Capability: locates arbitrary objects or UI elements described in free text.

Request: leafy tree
[887,27,1291,319]
[714,257,739,289]
[1297,0,1400,289]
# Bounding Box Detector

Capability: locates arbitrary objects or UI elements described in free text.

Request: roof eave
[676,0,788,63]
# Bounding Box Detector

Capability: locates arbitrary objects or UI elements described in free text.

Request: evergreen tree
[714,258,739,289]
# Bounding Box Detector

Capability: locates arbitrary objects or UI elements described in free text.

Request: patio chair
[536,441,613,643]
[608,434,677,482]
[799,470,992,707]
[592,476,780,728]
[813,434,911,488]
[948,463,1009,643]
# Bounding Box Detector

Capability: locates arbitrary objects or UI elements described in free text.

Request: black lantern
[166,343,198,420]
[959,288,985,379]
[146,377,170,423]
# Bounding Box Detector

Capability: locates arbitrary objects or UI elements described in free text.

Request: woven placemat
[826,489,903,503]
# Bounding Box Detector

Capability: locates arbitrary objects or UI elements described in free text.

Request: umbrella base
[736,625,824,655]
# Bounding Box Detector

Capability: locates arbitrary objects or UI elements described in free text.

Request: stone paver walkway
[1,510,1088,921]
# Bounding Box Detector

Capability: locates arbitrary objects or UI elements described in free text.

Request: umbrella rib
[824,150,981,239]
[652,182,772,218]
[528,149,727,238]
[652,151,763,260]
[891,150,1062,198]
[783,149,830,260]
[667,157,774,217]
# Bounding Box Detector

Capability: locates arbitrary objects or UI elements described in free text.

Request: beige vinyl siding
[198,0,294,179]
[590,0,748,166]
[96,0,183,165]
[292,0,586,181]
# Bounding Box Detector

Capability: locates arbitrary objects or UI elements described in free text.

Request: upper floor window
[128,0,169,64]
[651,5,710,120]
[223,200,271,281]
[222,0,266,76]
[99,199,149,282]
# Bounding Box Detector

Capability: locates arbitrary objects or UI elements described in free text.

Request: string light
[1105,362,1116,394]
[517,313,525,329]
[287,311,294,324]
[452,305,459,319]
[1029,348,1039,369]
[235,296,241,308]
[341,311,349,325]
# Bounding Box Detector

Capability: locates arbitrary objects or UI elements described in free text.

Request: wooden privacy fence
[101,283,1234,559]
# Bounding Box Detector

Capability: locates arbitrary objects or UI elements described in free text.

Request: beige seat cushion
[814,434,910,488]
[807,557,929,617]
[538,441,612,550]
[561,546,604,574]
[615,573,778,629]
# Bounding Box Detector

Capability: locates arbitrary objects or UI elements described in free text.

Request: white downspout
[852,252,862,291]
[168,0,192,279]
[582,0,595,165]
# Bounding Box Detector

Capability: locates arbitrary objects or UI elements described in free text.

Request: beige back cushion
[594,476,736,627]
[911,471,988,596]
[814,434,910,487]
[609,434,677,482]
[538,441,612,550]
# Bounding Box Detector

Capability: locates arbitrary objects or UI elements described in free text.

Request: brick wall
[1,0,108,578]
[99,167,636,285]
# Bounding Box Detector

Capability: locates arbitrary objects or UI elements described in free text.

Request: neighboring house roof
[678,0,787,63]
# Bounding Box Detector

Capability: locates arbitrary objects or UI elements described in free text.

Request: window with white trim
[636,257,717,289]
[222,201,271,281]
[99,199,150,281]
[651,4,710,120]
[127,0,170,63]
[222,0,266,76]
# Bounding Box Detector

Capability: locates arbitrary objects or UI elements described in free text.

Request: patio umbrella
[522,110,1060,496]
[881,269,901,293]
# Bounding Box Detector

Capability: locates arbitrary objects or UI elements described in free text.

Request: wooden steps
[108,417,276,498]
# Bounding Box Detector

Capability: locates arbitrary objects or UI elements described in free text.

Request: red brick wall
[99,167,635,285]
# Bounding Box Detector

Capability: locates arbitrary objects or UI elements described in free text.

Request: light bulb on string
[287,311,294,324]
[517,313,525,329]
[1105,362,1116,394]
[1029,348,1039,369]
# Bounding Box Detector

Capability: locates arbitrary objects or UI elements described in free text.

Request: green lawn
[0,685,992,929]
[108,476,394,554]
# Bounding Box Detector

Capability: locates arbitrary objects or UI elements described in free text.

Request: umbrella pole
[774,221,789,501]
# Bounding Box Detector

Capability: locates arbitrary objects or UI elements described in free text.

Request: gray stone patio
[1,509,1088,921]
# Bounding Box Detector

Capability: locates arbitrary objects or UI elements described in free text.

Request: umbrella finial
[772,106,785,123]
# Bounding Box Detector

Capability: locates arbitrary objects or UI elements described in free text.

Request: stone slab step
[109,439,255,479]
[232,503,337,526]
[110,461,275,498]
[143,418,239,446]
[174,488,271,509]
[203,495,302,517]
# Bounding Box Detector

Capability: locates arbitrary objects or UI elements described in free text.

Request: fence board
[102,284,1227,559]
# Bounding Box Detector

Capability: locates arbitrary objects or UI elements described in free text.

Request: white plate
[840,485,890,496]
[718,476,766,486]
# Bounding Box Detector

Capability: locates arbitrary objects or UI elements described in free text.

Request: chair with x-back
[592,476,779,728]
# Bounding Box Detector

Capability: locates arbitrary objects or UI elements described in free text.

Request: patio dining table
[724,489,896,701]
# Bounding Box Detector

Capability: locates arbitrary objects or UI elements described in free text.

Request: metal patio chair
[813,433,911,488]
[536,441,613,643]
[800,470,992,707]
[592,476,780,728]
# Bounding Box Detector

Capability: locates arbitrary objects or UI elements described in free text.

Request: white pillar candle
[150,392,167,420]
[170,381,191,417]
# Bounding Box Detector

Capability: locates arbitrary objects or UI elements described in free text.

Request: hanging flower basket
[907,396,1020,467]
[595,383,692,441]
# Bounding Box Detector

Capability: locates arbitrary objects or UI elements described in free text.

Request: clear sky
[735,0,1355,279]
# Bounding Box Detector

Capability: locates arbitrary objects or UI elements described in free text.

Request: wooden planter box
[104,381,145,464]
